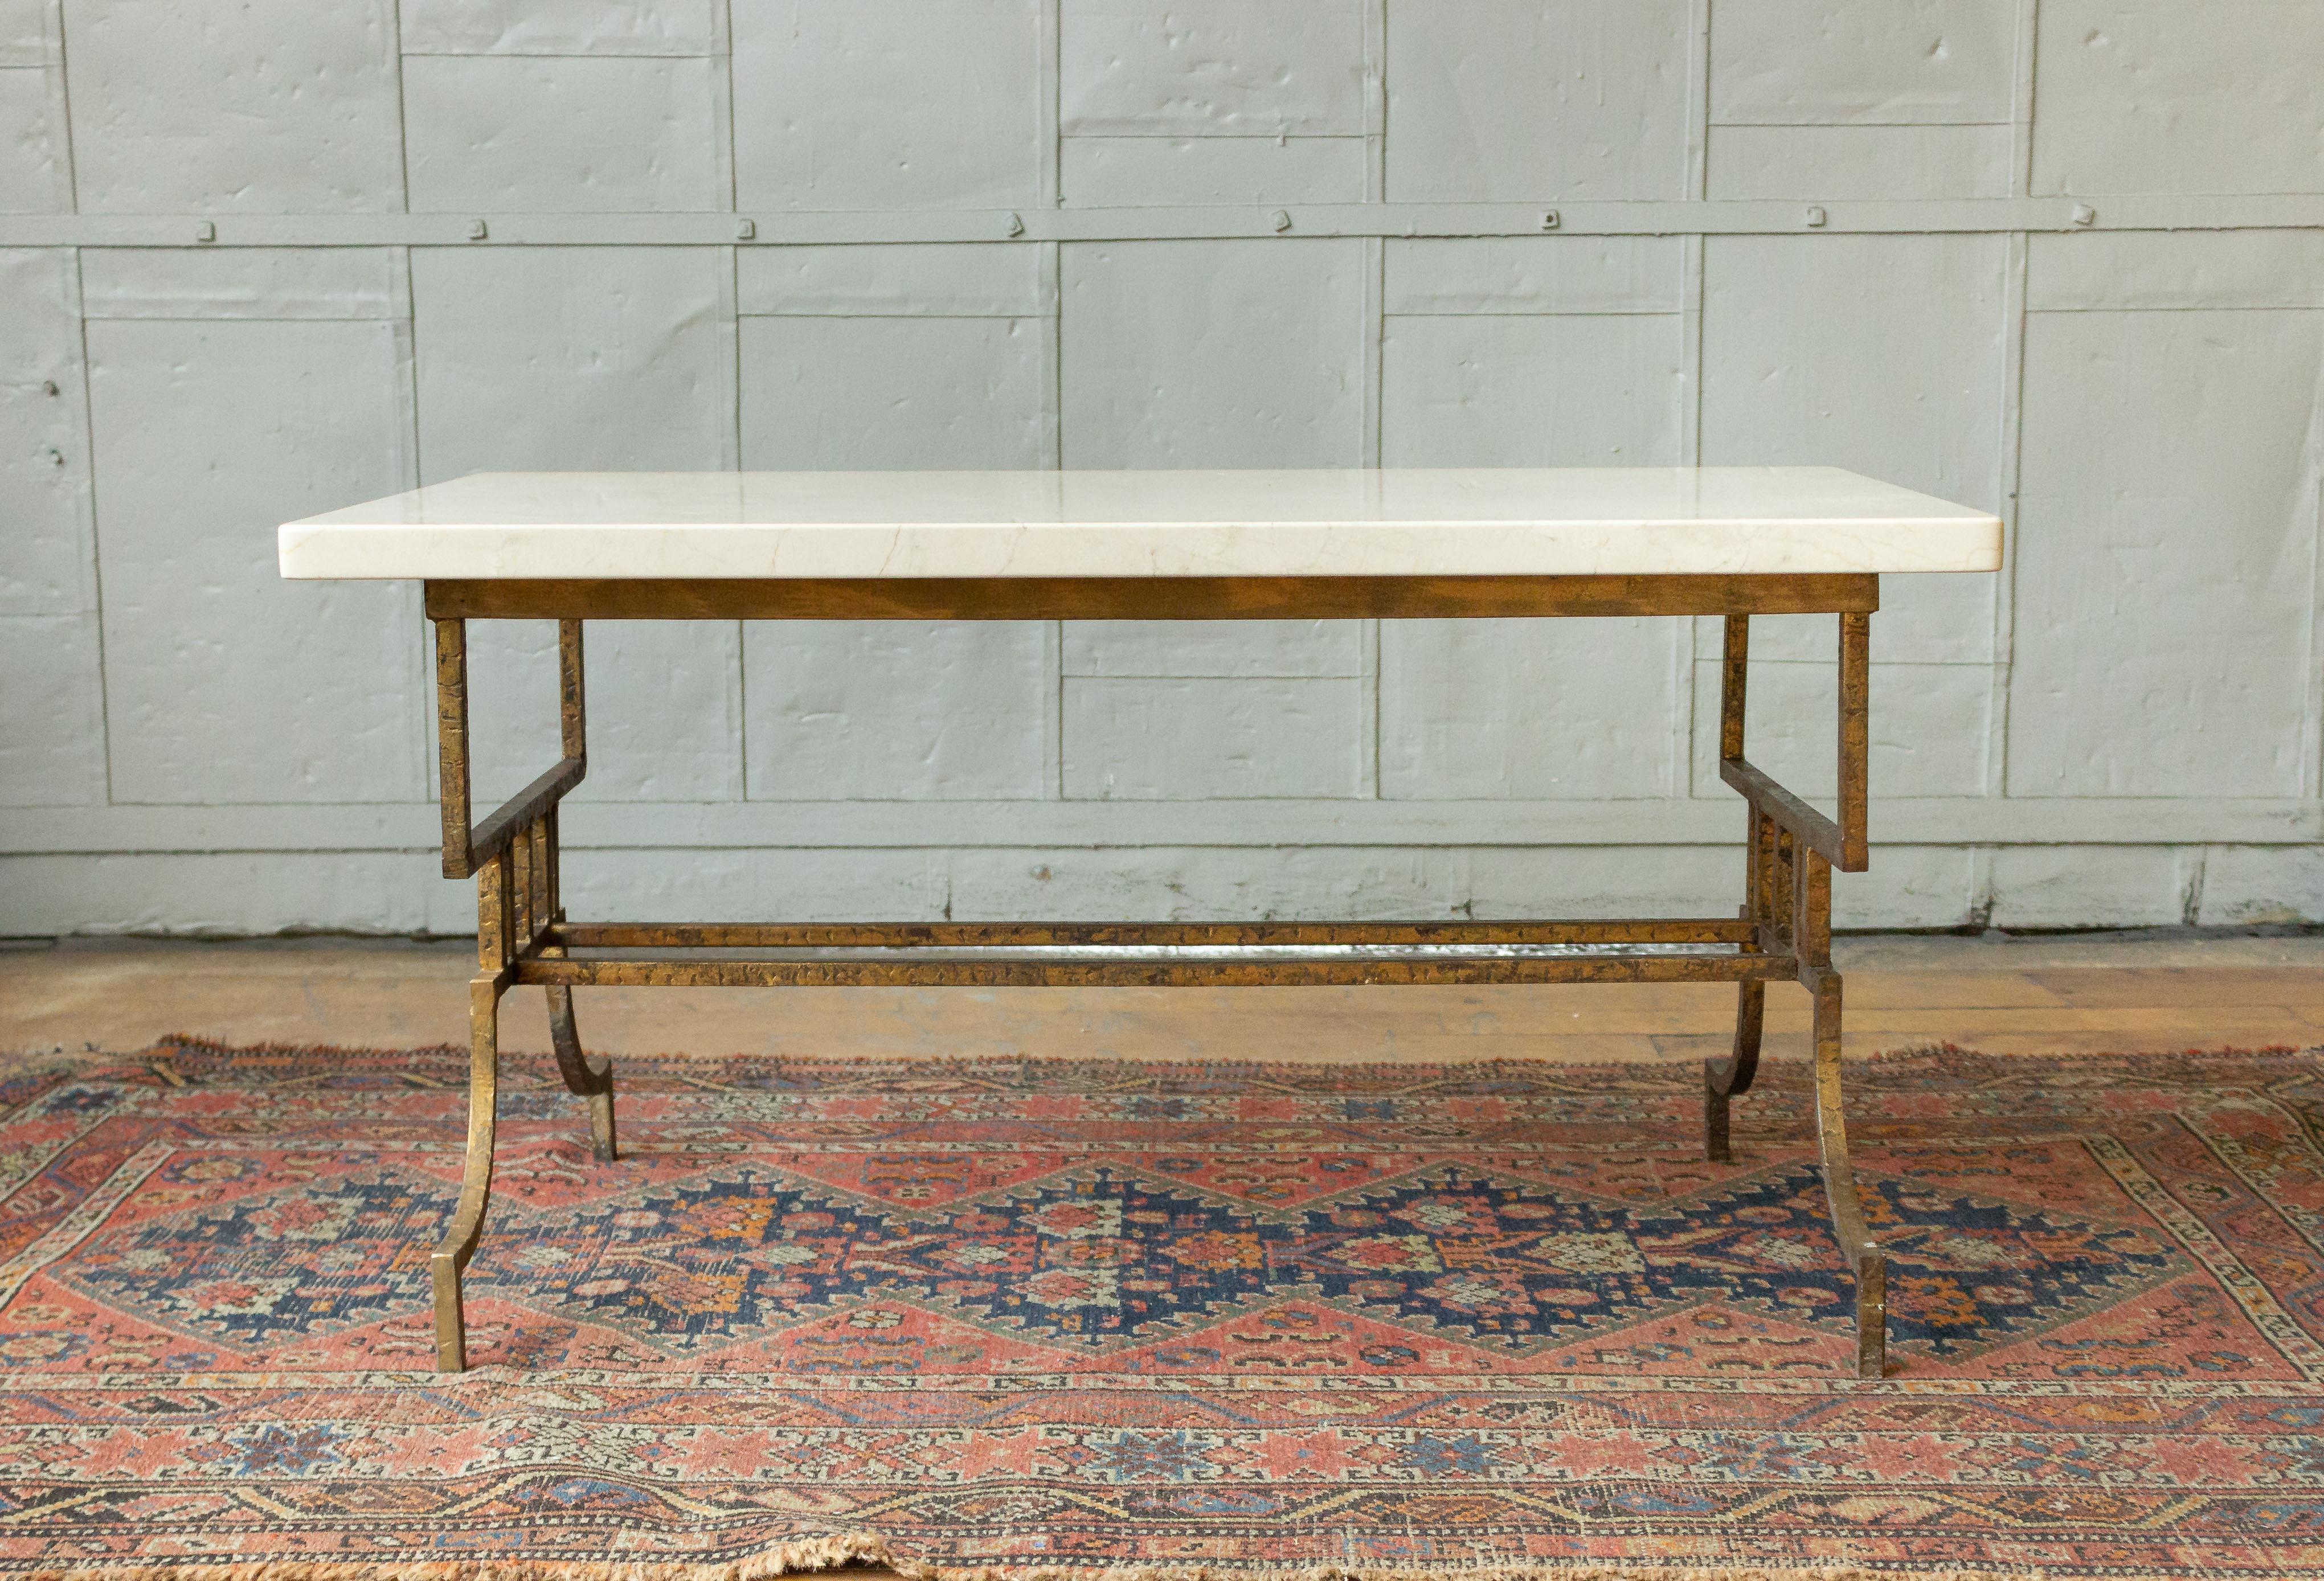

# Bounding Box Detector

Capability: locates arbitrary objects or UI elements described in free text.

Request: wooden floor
[6,932,2323,1066]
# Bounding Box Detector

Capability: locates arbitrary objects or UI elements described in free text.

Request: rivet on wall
[735,219,756,241]
[1006,212,1025,237]
[467,219,488,241]
[1803,206,1827,229]
[1540,210,1560,231]
[193,220,216,243]
[2071,204,2097,227]
[1273,210,1293,232]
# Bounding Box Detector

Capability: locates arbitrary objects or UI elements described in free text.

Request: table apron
[422,573,1880,621]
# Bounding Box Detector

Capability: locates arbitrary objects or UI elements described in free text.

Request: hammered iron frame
[422,574,1883,1378]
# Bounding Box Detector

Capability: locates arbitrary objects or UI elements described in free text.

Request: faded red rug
[3,1038,2322,1580]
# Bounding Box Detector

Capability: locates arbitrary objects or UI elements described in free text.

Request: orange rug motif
[2,1038,2321,1579]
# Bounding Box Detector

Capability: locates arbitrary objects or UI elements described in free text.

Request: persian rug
[3,1039,2323,1580]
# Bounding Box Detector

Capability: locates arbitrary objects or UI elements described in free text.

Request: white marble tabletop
[277,468,2002,580]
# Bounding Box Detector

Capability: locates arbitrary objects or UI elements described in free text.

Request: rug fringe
[15,1535,2109,1581]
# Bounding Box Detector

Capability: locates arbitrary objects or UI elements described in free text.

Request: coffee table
[279,467,2003,1377]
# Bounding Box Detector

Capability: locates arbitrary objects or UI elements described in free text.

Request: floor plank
[3,935,2319,1066]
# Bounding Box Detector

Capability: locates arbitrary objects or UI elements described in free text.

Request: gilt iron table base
[421,574,1886,1378]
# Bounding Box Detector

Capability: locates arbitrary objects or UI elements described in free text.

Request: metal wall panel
[0,852,445,935]
[731,0,1043,210]
[1385,0,1691,200]
[411,245,742,808]
[738,244,1048,317]
[464,619,744,808]
[0,0,46,63]
[2200,848,2324,929]
[1061,239,1365,468]
[1985,847,2191,930]
[1060,0,1368,206]
[1380,619,1679,800]
[1710,0,2013,124]
[62,0,404,211]
[403,56,727,213]
[1378,235,1685,805]
[1688,658,1992,799]
[1061,137,1366,206]
[412,247,735,477]
[2032,1,2324,196]
[1062,677,1366,800]
[740,318,1048,470]
[1065,621,1363,679]
[1382,237,1684,315]
[0,248,91,617]
[0,59,67,212]
[2011,233,2322,798]
[87,314,423,804]
[399,0,723,55]
[1059,237,1365,722]
[1705,125,2011,201]
[2026,230,2324,313]
[1701,235,2008,666]
[1062,1,1368,137]
[0,613,103,805]
[8,6,2322,932]
[560,847,947,925]
[735,241,1051,808]
[744,622,1049,801]
[1706,0,2012,200]
[80,247,406,321]
[1381,317,1683,466]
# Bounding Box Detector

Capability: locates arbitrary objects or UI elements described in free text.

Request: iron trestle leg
[1706,609,1886,1377]
[428,617,607,1371]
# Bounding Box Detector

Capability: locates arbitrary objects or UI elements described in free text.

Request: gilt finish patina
[423,574,1884,1377]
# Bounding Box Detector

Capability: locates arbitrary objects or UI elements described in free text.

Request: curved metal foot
[1704,976,1764,1164]
[546,978,616,1163]
[431,976,502,1373]
[1809,970,1887,1379]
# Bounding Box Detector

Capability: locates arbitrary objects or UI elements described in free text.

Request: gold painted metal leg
[1705,809,1771,1164]
[545,960,616,1163]
[1704,980,1764,1165]
[1809,968,1887,1379]
[430,976,502,1373]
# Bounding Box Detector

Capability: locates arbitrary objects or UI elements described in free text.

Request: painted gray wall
[5,1,2323,935]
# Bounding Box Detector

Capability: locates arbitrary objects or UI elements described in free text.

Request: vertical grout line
[43,0,75,213]
[1041,235,1064,800]
[722,231,747,804]
[718,0,739,212]
[1361,237,1383,466]
[1990,0,2039,804]
[386,0,411,213]
[1678,0,1712,807]
[1360,0,1387,816]
[1677,234,1707,799]
[1988,230,2028,802]
[1685,0,1712,201]
[1361,619,1382,798]
[2011,0,2039,200]
[2297,381,2324,801]
[1047,621,1065,800]
[68,247,110,805]
[714,246,741,470]
[1040,0,1061,208]
[387,245,429,798]
[1040,241,1062,468]
[1364,0,1387,203]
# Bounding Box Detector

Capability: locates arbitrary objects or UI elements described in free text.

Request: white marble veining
[278,468,2003,579]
